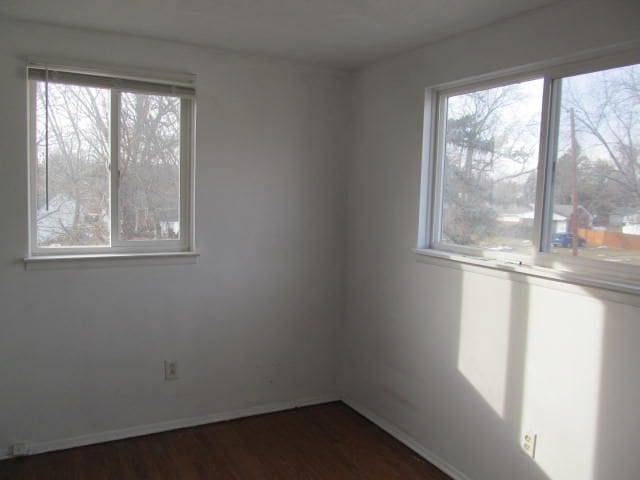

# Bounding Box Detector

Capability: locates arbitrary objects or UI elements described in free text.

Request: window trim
[419,46,640,288]
[26,65,196,257]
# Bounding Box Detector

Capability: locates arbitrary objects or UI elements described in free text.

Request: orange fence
[578,228,640,250]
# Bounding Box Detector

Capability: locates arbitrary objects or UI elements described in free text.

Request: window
[437,78,544,254]
[28,66,195,256]
[422,53,640,286]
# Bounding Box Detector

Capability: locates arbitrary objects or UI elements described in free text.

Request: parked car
[552,232,586,248]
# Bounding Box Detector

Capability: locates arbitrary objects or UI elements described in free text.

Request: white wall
[3,2,640,478]
[0,19,349,455]
[341,1,640,480]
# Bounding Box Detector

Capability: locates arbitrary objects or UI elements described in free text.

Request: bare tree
[36,83,110,246]
[119,92,180,240]
[443,83,542,245]
[563,65,640,207]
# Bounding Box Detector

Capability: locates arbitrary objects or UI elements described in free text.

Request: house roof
[553,204,592,218]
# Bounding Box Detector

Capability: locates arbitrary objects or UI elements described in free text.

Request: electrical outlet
[11,443,29,457]
[522,432,537,458]
[164,360,179,380]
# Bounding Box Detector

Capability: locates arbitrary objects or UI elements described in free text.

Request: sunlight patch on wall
[457,272,512,418]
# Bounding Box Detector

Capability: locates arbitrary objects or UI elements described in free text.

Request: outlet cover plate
[11,443,30,457]
[164,360,179,380]
[522,432,537,458]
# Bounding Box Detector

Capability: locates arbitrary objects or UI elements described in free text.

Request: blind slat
[28,67,195,98]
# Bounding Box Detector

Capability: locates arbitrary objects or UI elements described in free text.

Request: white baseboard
[2,393,339,461]
[343,397,473,480]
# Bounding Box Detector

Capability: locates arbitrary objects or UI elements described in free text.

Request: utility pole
[570,108,579,256]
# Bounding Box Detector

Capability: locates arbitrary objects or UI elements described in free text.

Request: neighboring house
[515,210,569,233]
[157,208,180,238]
[128,206,180,238]
[496,206,568,233]
[36,194,77,245]
[37,193,107,246]
[622,212,640,235]
[496,205,531,225]
[609,208,640,235]
[553,204,593,229]
[609,207,637,228]
[497,204,640,237]
[120,164,180,239]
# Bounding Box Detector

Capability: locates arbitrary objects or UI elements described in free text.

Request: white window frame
[27,64,196,257]
[419,47,640,288]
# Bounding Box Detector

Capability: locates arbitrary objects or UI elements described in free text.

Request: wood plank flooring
[0,402,450,479]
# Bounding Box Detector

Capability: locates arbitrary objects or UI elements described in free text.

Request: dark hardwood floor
[0,402,450,479]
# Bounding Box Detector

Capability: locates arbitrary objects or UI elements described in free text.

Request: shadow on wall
[454,264,639,480]
[453,267,551,480]
[344,254,639,480]
[341,260,551,479]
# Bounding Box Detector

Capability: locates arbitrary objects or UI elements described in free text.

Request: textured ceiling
[0,0,561,68]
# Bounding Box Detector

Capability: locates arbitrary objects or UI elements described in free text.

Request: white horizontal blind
[28,67,196,97]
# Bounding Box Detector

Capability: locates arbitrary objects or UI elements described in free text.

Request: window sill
[413,248,640,304]
[24,251,199,270]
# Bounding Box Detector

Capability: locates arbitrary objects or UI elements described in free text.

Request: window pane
[548,63,640,264]
[34,82,111,248]
[440,79,544,253]
[119,93,181,241]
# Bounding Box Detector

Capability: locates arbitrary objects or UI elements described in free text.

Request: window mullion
[532,76,554,256]
[110,90,120,247]
[538,78,563,255]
